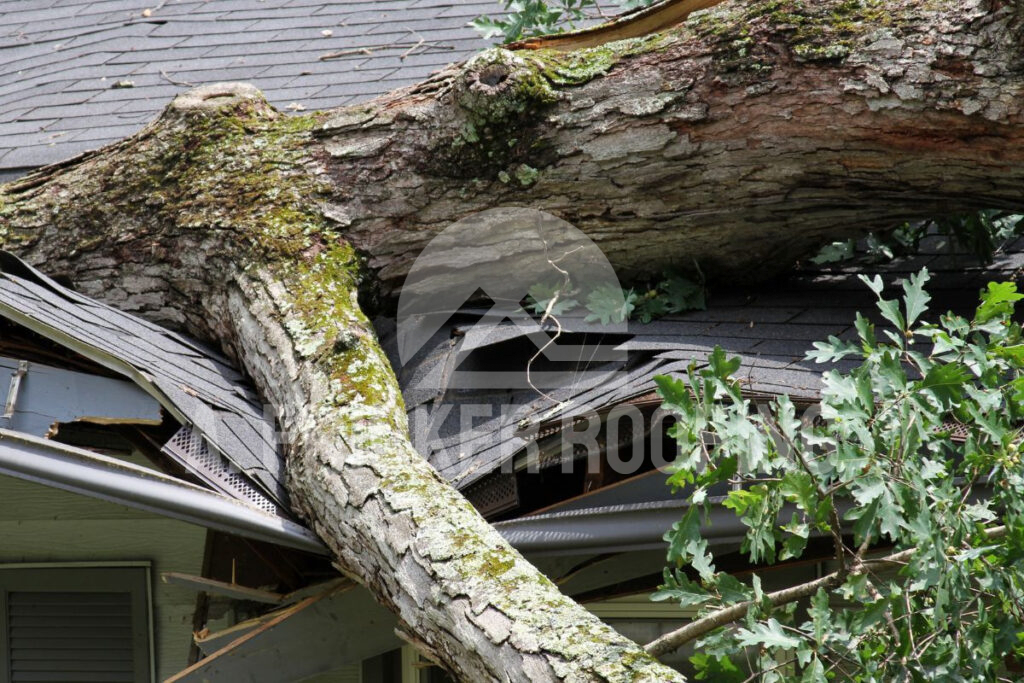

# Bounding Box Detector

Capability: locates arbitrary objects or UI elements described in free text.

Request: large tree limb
[0,84,680,681]
[1,0,1023,680]
[331,0,1024,295]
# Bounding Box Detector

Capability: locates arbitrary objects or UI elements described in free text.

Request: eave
[0,428,326,554]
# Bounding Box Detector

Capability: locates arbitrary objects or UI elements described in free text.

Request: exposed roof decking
[0,0,499,176]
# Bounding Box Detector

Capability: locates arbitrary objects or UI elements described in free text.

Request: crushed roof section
[0,250,289,510]
[0,0,500,175]
[384,236,1024,488]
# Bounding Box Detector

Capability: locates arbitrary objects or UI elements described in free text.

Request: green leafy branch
[471,0,656,43]
[649,269,1024,681]
[811,211,1024,266]
[523,271,705,325]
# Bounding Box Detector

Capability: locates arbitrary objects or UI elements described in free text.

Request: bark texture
[0,86,679,682]
[329,0,1024,294]
[1,0,1023,680]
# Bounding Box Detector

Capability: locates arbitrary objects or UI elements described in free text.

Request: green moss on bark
[274,242,402,428]
[690,0,926,69]
[159,105,330,258]
[0,90,332,263]
[428,50,559,180]
[525,32,677,86]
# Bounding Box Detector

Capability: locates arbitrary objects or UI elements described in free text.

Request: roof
[0,250,289,510]
[386,235,1024,491]
[0,0,499,178]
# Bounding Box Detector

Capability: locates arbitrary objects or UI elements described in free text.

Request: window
[0,565,152,683]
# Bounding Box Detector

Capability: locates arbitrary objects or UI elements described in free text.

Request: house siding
[0,474,207,681]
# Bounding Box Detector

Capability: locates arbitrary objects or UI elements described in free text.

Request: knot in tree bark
[166,82,277,124]
[420,49,560,179]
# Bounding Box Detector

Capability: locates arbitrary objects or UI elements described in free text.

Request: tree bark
[1,0,1022,680]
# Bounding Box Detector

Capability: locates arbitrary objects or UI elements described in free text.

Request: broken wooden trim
[173,582,401,682]
[161,571,285,604]
[167,594,326,682]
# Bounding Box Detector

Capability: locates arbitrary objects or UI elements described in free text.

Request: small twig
[320,48,374,61]
[400,38,425,60]
[589,0,613,18]
[904,591,916,654]
[160,70,194,87]
[864,580,901,645]
[777,427,852,575]
[525,244,585,406]
[855,527,875,561]
[741,657,792,683]
[320,39,454,61]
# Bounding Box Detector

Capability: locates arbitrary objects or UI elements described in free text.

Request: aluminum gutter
[493,497,854,557]
[495,489,995,558]
[0,428,327,555]
[493,499,749,556]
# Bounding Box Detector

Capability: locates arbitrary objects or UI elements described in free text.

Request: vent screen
[942,419,970,442]
[162,426,280,516]
[465,472,519,518]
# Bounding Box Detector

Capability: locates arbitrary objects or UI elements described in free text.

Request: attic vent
[162,426,280,516]
[465,472,519,518]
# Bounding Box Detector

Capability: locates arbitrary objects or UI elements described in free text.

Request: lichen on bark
[2,2,1024,680]
[0,76,685,682]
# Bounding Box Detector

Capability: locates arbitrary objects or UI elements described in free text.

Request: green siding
[0,475,207,681]
[300,666,361,683]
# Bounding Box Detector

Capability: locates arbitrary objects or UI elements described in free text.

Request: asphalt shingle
[0,0,502,173]
[385,241,1024,488]
[0,250,291,511]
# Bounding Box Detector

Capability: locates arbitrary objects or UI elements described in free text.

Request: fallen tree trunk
[1,0,1022,680]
